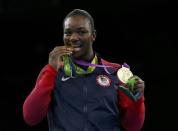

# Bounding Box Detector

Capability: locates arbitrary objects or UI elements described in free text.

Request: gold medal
[117,66,133,84]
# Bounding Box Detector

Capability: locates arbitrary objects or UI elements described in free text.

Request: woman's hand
[48,46,73,71]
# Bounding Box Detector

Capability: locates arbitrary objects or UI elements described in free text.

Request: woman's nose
[70,33,79,42]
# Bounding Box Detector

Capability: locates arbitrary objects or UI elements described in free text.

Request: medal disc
[117,66,133,84]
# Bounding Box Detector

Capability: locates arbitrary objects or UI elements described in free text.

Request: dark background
[0,0,177,130]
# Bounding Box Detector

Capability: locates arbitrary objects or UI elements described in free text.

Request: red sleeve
[23,64,57,126]
[118,90,145,131]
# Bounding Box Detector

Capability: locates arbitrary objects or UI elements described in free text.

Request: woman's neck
[78,50,94,62]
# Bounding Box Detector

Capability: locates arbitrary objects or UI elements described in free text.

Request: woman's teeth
[73,47,81,52]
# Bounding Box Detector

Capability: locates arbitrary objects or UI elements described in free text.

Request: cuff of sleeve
[118,86,144,102]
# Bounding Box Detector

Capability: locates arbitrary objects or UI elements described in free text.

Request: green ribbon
[118,75,140,101]
[126,75,139,92]
[62,55,98,77]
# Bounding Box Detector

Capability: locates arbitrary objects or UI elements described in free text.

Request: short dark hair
[63,9,95,32]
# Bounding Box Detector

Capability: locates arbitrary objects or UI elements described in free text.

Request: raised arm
[118,77,145,131]
[23,64,57,126]
[23,45,73,126]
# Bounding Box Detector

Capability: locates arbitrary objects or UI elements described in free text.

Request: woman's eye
[64,31,72,36]
[78,31,87,35]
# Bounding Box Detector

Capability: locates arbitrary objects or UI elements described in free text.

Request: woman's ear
[92,30,97,41]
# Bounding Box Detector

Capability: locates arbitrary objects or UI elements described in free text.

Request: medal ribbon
[63,55,100,77]
[73,59,113,68]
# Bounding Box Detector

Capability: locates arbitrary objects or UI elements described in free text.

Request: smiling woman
[63,14,96,61]
[22,9,145,131]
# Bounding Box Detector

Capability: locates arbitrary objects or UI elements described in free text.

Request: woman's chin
[71,51,82,59]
